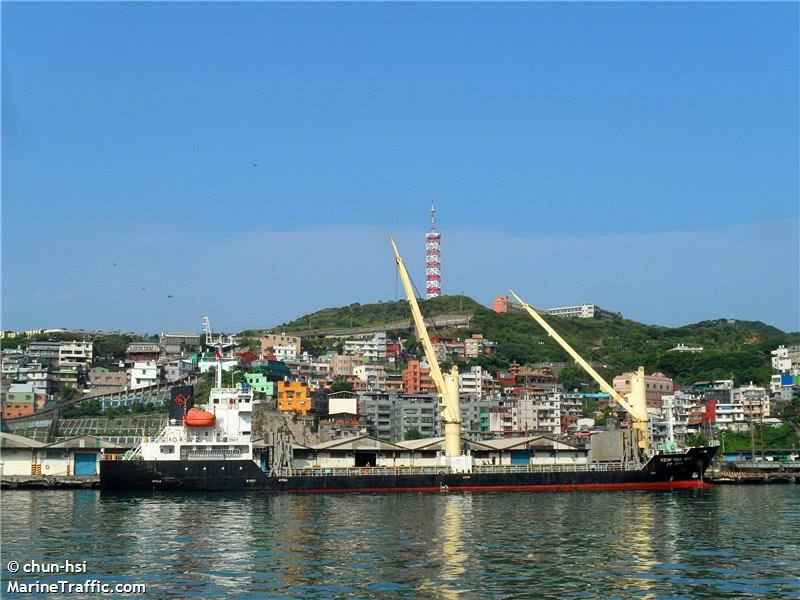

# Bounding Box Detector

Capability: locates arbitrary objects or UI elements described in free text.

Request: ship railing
[472,463,626,474]
[185,448,243,459]
[280,463,628,477]
[289,466,449,477]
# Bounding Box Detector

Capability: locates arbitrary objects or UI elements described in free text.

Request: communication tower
[425,202,441,298]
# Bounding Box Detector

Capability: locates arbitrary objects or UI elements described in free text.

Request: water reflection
[1,488,798,599]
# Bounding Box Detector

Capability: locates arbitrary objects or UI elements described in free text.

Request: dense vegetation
[265,295,798,387]
[273,296,482,332]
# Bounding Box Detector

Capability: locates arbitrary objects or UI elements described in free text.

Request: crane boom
[509,289,649,451]
[391,239,462,458]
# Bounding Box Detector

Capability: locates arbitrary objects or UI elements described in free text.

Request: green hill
[273,295,485,332]
[261,296,799,387]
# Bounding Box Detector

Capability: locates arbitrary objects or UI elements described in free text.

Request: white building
[715,402,747,431]
[649,392,692,448]
[732,383,770,420]
[130,361,160,389]
[547,304,620,319]
[668,343,703,353]
[459,366,492,400]
[58,341,93,367]
[273,343,298,362]
[771,345,800,372]
[353,364,387,391]
[344,332,387,362]
[164,360,194,383]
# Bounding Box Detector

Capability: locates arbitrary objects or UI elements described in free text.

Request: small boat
[183,408,215,428]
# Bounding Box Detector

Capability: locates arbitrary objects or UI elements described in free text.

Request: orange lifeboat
[184,407,216,428]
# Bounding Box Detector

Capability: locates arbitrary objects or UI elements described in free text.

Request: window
[160,445,175,454]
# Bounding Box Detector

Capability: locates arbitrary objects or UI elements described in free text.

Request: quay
[1,475,99,490]
[707,460,800,484]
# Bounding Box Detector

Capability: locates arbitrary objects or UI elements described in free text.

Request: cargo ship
[100,242,717,492]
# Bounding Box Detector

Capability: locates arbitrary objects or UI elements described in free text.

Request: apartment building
[260,333,301,357]
[58,341,93,367]
[344,332,387,362]
[613,371,674,408]
[277,381,312,415]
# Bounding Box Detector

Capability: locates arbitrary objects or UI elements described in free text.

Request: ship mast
[202,315,236,389]
[508,290,650,453]
[391,239,462,459]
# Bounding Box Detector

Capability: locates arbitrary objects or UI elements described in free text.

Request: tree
[331,381,354,394]
[60,385,79,402]
[686,433,709,447]
[404,427,423,441]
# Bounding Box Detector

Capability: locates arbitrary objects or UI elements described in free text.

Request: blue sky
[2,2,798,333]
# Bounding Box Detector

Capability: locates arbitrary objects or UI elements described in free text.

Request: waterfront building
[546,304,621,319]
[0,433,124,476]
[613,371,674,408]
[277,381,312,415]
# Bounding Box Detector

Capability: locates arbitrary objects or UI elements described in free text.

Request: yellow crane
[391,239,464,462]
[508,289,650,453]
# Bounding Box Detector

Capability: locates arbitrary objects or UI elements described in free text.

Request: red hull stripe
[282,480,712,493]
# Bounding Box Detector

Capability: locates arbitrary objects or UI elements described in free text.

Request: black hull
[100,447,716,492]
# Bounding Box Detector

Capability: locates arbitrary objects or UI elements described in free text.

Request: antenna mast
[425,202,442,299]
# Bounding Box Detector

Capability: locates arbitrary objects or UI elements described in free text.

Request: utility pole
[750,419,756,461]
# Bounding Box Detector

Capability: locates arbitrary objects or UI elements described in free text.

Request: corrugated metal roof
[480,436,579,451]
[309,435,403,451]
[0,432,46,448]
[45,435,124,449]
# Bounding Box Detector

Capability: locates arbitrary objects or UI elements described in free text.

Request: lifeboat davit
[184,407,216,428]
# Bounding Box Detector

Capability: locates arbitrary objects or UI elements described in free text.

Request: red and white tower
[425,202,441,299]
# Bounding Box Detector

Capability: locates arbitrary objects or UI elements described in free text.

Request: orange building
[277,381,312,415]
[402,359,436,394]
[491,295,525,314]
